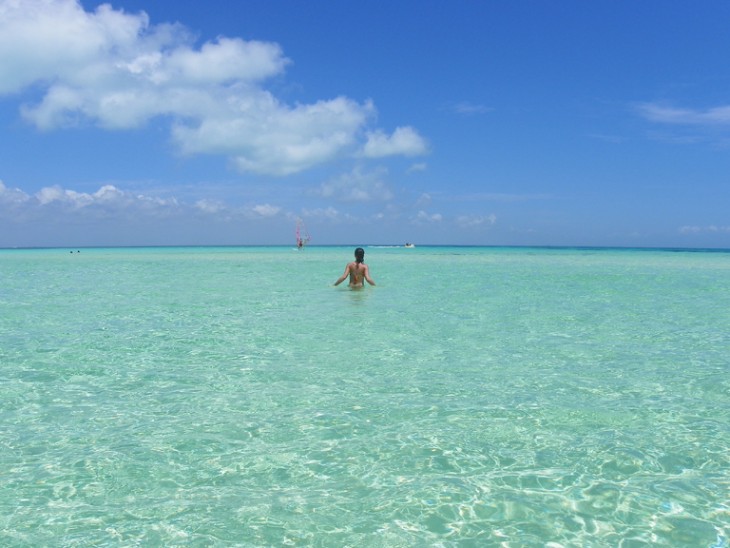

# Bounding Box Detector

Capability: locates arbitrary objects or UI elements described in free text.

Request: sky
[1,0,730,248]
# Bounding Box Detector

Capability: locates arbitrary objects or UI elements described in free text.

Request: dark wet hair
[354,247,365,263]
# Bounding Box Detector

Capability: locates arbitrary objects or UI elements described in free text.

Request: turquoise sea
[1,246,728,547]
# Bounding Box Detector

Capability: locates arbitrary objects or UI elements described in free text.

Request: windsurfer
[296,219,310,249]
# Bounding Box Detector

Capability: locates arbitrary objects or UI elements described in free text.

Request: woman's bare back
[347,262,367,286]
[334,248,376,288]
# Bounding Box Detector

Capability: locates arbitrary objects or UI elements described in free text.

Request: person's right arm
[334,264,350,286]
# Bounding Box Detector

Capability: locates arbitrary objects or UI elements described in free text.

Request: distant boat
[404,243,415,248]
[295,219,311,249]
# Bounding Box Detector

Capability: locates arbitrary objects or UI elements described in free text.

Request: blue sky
[1,0,729,248]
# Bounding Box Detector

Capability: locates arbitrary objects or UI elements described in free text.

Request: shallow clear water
[1,246,728,546]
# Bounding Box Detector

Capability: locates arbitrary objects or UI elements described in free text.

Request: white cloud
[362,126,429,158]
[407,162,427,174]
[414,193,431,208]
[679,225,730,234]
[36,184,91,206]
[451,101,493,116]
[165,37,287,84]
[173,96,373,175]
[456,213,497,228]
[0,179,31,206]
[413,210,442,223]
[301,206,343,221]
[251,203,280,217]
[314,166,393,202]
[0,1,153,94]
[0,0,420,175]
[0,179,298,234]
[0,182,182,218]
[195,198,226,214]
[638,103,730,125]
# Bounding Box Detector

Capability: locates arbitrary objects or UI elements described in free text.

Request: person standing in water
[334,247,376,288]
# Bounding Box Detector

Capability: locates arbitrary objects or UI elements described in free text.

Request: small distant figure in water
[334,247,376,288]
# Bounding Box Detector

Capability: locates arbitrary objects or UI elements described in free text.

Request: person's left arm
[363,264,376,286]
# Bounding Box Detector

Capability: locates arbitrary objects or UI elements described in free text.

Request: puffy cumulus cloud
[164,37,287,84]
[456,213,497,228]
[36,184,92,206]
[362,126,429,158]
[0,179,298,244]
[173,96,374,175]
[0,0,420,175]
[2,0,290,132]
[0,181,183,219]
[0,0,154,94]
[314,166,393,203]
[195,198,227,214]
[251,203,280,217]
[0,179,30,206]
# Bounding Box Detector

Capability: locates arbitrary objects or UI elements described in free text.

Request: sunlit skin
[334,247,375,288]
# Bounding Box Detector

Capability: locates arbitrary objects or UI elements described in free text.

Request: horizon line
[2,244,729,253]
